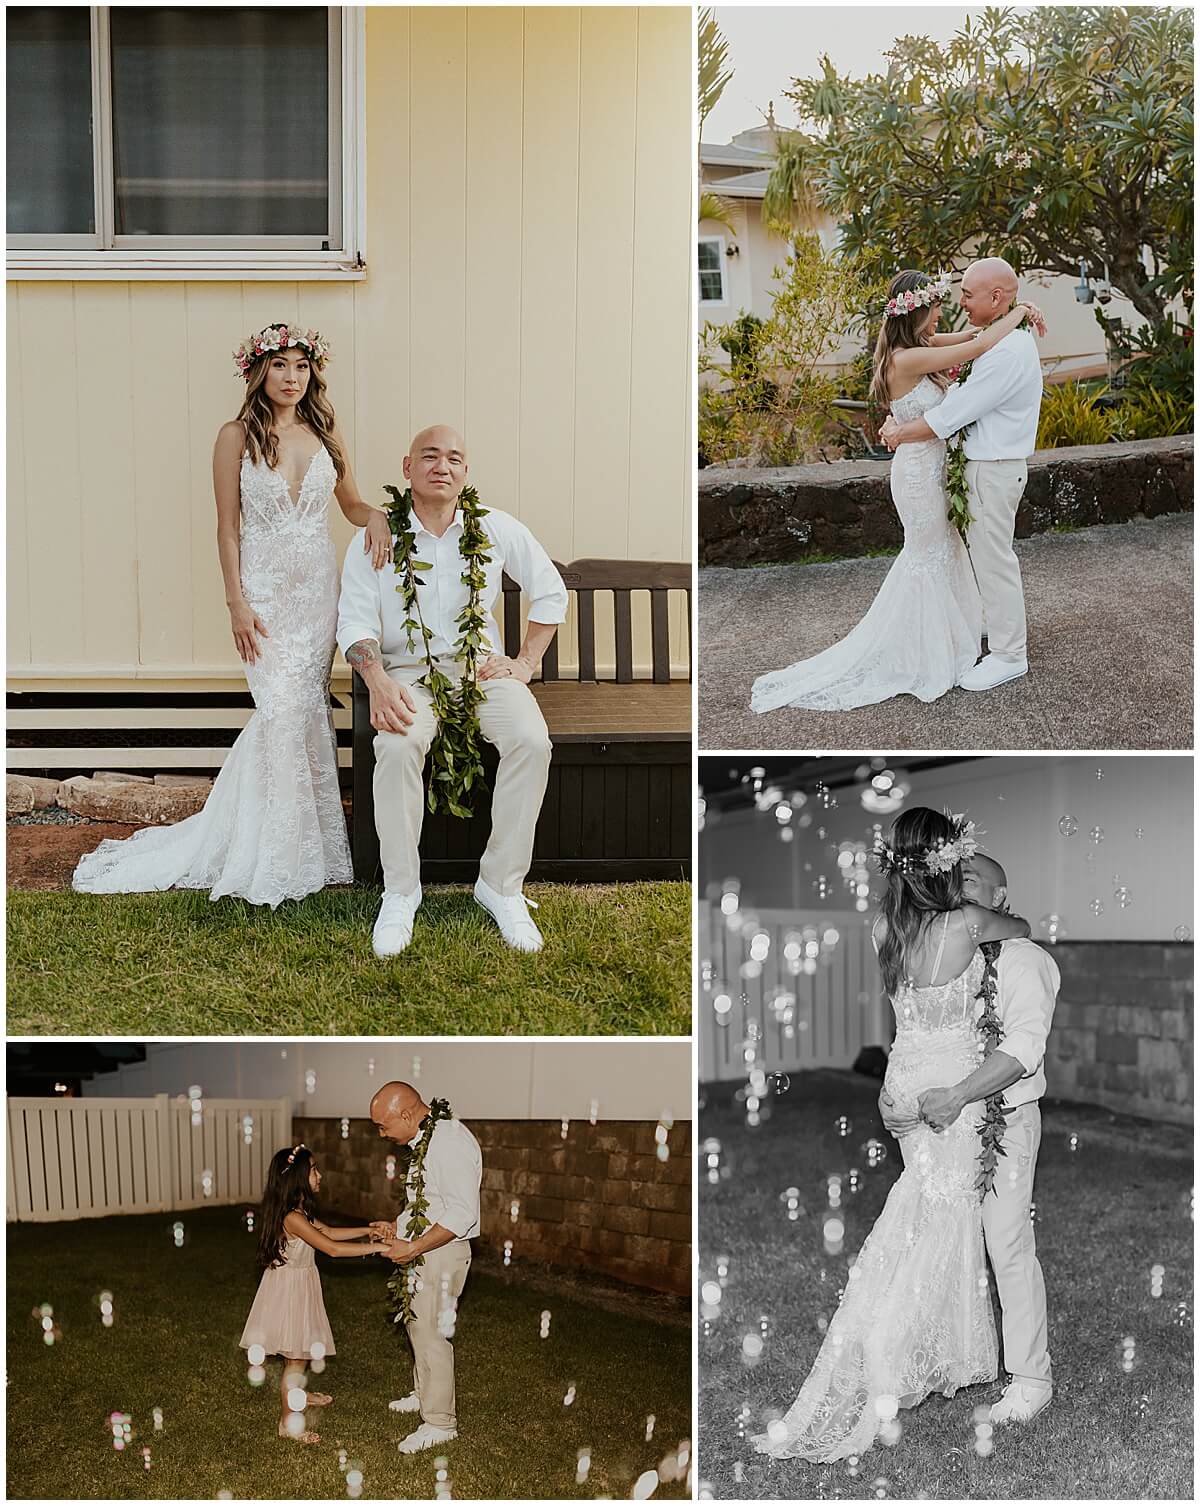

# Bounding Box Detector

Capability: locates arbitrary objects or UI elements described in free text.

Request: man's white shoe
[397,1422,457,1453]
[958,653,1028,692]
[989,1380,1052,1425]
[372,885,422,958]
[388,1393,421,1412]
[474,878,543,952]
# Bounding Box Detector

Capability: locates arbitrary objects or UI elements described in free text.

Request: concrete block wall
[1044,942,1192,1124]
[293,1115,692,1296]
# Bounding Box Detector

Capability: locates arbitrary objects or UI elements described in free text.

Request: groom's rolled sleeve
[925,357,1015,440]
[499,519,569,625]
[336,529,384,660]
[998,942,1060,1077]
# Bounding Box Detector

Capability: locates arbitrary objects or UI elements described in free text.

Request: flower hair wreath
[883,271,953,320]
[285,1143,306,1166]
[233,323,331,380]
[874,812,981,876]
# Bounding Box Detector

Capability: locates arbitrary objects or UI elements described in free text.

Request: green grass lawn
[698,1070,1193,1501]
[7,1205,691,1500]
[5,882,690,1036]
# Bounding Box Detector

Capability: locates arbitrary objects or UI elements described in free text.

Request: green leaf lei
[974,940,1014,1202]
[382,484,493,820]
[943,313,1031,544]
[386,1097,454,1327]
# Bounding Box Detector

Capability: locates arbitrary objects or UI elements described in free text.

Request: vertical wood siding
[7,7,692,689]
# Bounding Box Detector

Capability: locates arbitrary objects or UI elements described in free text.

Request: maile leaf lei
[974,940,1014,1202]
[943,312,1031,545]
[382,485,493,819]
[386,1098,454,1327]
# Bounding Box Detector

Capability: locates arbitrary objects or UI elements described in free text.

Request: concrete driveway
[699,514,1193,751]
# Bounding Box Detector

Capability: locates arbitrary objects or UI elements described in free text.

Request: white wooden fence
[5,1095,291,1223]
[698,903,889,1083]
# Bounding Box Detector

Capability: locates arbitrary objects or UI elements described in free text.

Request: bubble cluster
[98,1290,115,1328]
[780,1185,803,1222]
[1067,1133,1079,1152]
[562,1381,576,1407]
[35,1302,60,1346]
[187,1085,203,1128]
[656,1113,674,1161]
[142,1446,152,1471]
[1089,825,1104,844]
[509,1199,521,1223]
[340,1117,350,1139]
[864,1138,888,1169]
[411,1054,422,1079]
[1175,1300,1190,1328]
[345,1462,364,1499]
[200,1168,214,1198]
[247,1339,267,1386]
[1038,914,1066,945]
[539,1309,552,1339]
[242,1113,255,1146]
[502,1239,513,1267]
[702,1137,723,1186]
[110,1412,133,1451]
[152,1407,163,1432]
[385,1155,397,1181]
[575,1447,592,1485]
[589,1099,600,1126]
[304,1069,317,1095]
[1120,1334,1136,1373]
[1089,898,1105,917]
[645,1414,657,1441]
[560,1117,570,1140]
[171,1220,185,1248]
[434,1454,452,1501]
[835,1116,852,1137]
[1114,885,1132,909]
[1150,1263,1165,1298]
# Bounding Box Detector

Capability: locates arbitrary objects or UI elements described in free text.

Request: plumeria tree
[763,6,1193,326]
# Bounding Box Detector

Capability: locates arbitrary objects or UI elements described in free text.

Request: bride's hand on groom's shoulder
[363,509,395,572]
[1018,301,1047,337]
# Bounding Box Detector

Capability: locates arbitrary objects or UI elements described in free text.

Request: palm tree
[698,8,736,231]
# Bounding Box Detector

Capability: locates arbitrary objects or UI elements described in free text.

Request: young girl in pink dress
[240,1144,390,1444]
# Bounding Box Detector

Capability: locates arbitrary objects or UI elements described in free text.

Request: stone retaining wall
[293,1115,692,1296]
[1044,942,1193,1125]
[699,434,1193,566]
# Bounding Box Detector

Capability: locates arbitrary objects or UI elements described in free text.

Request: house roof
[699,141,775,168]
[702,168,771,200]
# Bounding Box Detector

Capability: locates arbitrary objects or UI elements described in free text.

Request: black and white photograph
[696,754,1193,1500]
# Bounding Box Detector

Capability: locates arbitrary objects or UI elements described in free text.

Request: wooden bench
[351,559,691,883]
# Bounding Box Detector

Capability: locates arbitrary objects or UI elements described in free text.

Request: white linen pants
[373,668,552,897]
[965,458,1029,661]
[981,1101,1051,1387]
[404,1241,472,1430]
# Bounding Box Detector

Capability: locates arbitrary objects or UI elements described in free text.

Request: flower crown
[883,272,953,320]
[234,324,330,380]
[285,1143,307,1166]
[875,812,980,876]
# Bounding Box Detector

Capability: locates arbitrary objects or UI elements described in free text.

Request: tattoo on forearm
[346,639,381,671]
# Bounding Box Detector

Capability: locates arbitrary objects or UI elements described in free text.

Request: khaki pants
[373,668,552,896]
[966,459,1029,661]
[405,1241,472,1430]
[981,1102,1051,1387]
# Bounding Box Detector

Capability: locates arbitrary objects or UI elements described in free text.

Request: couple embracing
[755,807,1059,1463]
[752,258,1045,714]
[239,1081,481,1456]
[73,324,567,956]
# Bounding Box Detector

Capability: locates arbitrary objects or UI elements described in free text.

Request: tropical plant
[1113,389,1195,440]
[699,233,883,465]
[1097,309,1194,402]
[698,9,736,230]
[1036,382,1119,449]
[764,7,1193,325]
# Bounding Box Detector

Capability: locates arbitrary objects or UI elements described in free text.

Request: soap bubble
[1038,914,1066,944]
[1058,815,1078,836]
[1114,887,1132,909]
[1174,925,1192,942]
[1089,825,1104,844]
[835,1116,852,1137]
[1090,898,1104,916]
[770,1073,791,1095]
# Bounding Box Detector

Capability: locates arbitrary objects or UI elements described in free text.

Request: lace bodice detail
[890,951,985,1035]
[239,446,337,538]
[889,375,948,427]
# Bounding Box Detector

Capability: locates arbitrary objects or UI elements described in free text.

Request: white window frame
[7,6,366,281]
[698,234,728,307]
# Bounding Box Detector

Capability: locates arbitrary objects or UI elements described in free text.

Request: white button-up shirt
[925,328,1043,459]
[984,938,1060,1107]
[337,506,569,670]
[398,1118,482,1242]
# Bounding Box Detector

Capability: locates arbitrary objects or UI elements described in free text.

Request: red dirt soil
[6,823,151,892]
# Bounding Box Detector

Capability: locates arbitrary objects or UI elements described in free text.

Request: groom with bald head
[338,424,569,957]
[881,257,1044,692]
[369,1080,483,1454]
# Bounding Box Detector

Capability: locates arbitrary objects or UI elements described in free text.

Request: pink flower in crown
[885,299,897,316]
[903,291,916,309]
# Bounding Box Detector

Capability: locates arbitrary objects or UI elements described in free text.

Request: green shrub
[1036,382,1119,449]
[1114,389,1195,440]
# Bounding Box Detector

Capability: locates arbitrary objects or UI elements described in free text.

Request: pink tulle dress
[239,1234,336,1360]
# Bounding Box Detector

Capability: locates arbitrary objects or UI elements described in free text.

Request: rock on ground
[7,777,34,816]
[57,776,209,826]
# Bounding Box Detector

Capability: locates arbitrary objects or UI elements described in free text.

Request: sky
[705,5,985,145]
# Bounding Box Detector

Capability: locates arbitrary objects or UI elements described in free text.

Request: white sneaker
[474,878,543,952]
[958,653,1028,692]
[397,1422,457,1453]
[372,885,422,958]
[388,1393,421,1412]
[989,1380,1052,1425]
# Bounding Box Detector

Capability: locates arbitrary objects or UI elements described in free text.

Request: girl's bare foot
[306,1392,333,1406]
[278,1420,320,1444]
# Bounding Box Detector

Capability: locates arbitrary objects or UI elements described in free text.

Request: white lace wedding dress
[751,377,982,712]
[752,946,998,1463]
[73,446,353,907]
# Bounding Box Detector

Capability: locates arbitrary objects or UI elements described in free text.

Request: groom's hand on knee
[370,680,416,734]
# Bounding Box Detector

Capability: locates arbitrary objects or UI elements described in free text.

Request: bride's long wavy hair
[256,1146,319,1271]
[876,806,963,998]
[869,270,950,413]
[237,337,347,484]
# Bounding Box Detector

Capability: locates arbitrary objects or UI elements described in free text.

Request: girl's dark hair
[877,807,964,998]
[869,269,949,411]
[256,1146,318,1270]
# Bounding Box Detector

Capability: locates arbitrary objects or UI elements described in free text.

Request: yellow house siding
[8,6,691,692]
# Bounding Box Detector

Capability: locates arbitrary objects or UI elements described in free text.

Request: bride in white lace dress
[73,323,393,907]
[753,808,1031,1464]
[751,272,1038,714]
